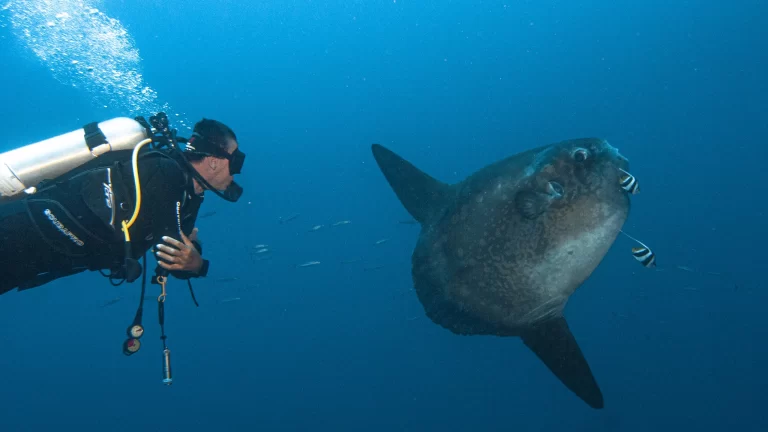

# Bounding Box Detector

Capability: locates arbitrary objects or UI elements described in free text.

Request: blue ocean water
[0,0,765,430]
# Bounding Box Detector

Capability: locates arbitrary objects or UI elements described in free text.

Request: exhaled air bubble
[3,0,188,128]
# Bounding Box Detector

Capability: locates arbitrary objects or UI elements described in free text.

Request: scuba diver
[0,112,246,383]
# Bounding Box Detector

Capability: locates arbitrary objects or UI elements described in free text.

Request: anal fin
[520,317,604,409]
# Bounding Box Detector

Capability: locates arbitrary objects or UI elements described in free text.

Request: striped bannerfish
[619,168,639,194]
[620,230,656,268]
[631,245,656,268]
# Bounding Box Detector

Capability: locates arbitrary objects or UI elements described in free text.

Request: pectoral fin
[515,190,551,219]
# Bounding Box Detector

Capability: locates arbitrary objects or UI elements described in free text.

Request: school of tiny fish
[247,217,402,270]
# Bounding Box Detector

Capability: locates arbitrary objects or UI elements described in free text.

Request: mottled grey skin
[371,138,631,409]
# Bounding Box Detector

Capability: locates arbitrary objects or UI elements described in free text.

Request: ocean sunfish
[371,138,633,409]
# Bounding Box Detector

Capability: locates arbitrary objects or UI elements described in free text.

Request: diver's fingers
[155,244,176,255]
[161,236,186,249]
[157,260,181,271]
[156,243,191,256]
[179,230,195,246]
[155,251,177,263]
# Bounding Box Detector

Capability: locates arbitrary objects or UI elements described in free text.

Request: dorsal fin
[371,144,452,225]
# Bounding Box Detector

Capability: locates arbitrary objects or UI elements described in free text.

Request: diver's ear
[207,157,218,172]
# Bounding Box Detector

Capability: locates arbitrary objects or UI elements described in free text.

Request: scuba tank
[0,117,150,204]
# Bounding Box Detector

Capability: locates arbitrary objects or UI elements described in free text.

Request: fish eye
[572,148,589,162]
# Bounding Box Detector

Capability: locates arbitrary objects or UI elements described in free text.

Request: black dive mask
[226,148,245,175]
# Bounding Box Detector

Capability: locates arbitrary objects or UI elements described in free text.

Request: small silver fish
[253,248,270,254]
[619,168,639,194]
[279,213,300,224]
[253,244,268,249]
[374,238,389,245]
[101,297,122,308]
[297,261,321,267]
[216,277,240,283]
[332,220,351,226]
[220,297,241,303]
[309,225,324,232]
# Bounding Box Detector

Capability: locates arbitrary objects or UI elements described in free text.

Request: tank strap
[134,116,154,138]
[83,122,109,151]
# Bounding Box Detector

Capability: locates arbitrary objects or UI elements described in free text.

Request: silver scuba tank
[0,117,150,204]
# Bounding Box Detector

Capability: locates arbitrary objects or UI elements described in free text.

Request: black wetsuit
[0,150,209,295]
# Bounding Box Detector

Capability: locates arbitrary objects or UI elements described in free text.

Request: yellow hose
[121,138,153,242]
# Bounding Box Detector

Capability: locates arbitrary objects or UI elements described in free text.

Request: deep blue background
[1,1,766,430]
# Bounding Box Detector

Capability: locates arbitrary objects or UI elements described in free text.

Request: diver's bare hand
[155,231,203,273]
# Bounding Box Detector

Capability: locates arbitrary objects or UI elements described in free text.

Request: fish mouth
[546,181,564,198]
[614,152,630,172]
[611,151,634,192]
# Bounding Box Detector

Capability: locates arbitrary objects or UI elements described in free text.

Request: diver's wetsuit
[0,150,209,295]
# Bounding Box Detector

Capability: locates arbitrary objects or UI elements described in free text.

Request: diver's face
[201,139,237,191]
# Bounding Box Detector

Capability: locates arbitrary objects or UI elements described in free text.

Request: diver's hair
[186,118,237,162]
